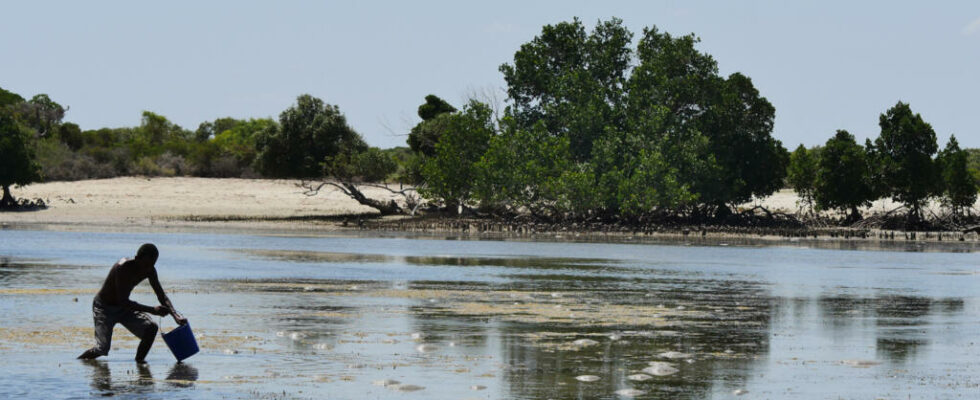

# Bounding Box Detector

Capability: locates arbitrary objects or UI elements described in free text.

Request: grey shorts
[91,298,157,356]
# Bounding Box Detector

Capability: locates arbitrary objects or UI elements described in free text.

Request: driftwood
[300,180,421,216]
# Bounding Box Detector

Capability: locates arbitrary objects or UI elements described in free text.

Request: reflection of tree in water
[817,294,965,364]
[405,275,772,400]
[0,259,89,287]
[876,337,927,363]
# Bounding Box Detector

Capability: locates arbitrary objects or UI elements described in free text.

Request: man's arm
[148,268,187,325]
[114,265,160,314]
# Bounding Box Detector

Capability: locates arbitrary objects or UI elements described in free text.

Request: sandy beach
[0,177,408,231]
[0,177,970,232]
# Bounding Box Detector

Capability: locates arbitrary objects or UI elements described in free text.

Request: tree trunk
[339,182,402,216]
[0,185,15,208]
[846,205,862,224]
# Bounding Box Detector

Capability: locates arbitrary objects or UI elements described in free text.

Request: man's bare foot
[77,348,101,359]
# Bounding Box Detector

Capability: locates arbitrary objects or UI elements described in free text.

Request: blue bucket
[162,322,199,362]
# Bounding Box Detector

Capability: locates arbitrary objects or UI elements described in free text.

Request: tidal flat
[0,228,978,399]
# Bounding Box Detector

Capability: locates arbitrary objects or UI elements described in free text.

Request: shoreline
[3,177,980,252]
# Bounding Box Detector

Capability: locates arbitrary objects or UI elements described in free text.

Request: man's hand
[151,305,170,316]
[174,314,188,326]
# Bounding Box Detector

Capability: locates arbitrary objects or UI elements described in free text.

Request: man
[78,243,187,363]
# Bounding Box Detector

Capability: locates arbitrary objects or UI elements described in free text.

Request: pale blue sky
[2,1,978,149]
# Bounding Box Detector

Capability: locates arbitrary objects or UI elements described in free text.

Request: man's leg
[79,301,113,359]
[121,311,158,362]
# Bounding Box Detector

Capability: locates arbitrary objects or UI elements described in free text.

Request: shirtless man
[78,243,187,362]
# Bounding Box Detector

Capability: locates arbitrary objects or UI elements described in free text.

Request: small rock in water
[470,385,487,390]
[223,349,238,355]
[410,332,424,340]
[627,374,653,381]
[415,344,439,353]
[575,375,600,382]
[275,331,286,337]
[733,388,749,396]
[289,332,306,341]
[572,339,599,347]
[642,363,679,376]
[372,379,400,387]
[392,384,425,392]
[658,351,692,359]
[314,343,333,350]
[608,333,622,341]
[676,305,686,310]
[615,388,646,397]
[551,292,563,298]
[448,341,456,347]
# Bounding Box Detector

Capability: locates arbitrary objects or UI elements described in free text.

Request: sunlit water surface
[0,228,978,399]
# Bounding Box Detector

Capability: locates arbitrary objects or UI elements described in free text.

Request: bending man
[78,243,186,363]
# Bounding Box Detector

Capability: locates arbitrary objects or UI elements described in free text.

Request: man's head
[135,243,159,266]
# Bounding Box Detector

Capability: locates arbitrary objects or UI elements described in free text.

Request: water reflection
[83,359,112,392]
[814,294,965,366]
[166,363,199,388]
[3,230,980,399]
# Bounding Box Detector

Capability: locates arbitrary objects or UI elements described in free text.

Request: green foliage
[379,147,418,184]
[874,102,940,217]
[419,100,495,208]
[695,73,788,208]
[475,119,572,213]
[787,144,818,211]
[255,94,367,178]
[0,113,41,205]
[408,112,454,157]
[587,131,694,217]
[18,94,66,137]
[965,148,980,187]
[0,87,25,109]
[408,95,458,157]
[325,147,397,183]
[196,117,244,142]
[936,135,977,215]
[56,122,84,151]
[417,95,457,121]
[498,18,787,214]
[814,130,874,220]
[500,17,632,162]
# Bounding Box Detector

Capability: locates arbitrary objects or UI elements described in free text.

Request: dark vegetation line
[1,18,978,231]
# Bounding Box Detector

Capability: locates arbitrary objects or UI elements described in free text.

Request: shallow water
[0,228,978,399]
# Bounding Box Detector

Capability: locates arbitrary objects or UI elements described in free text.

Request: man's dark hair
[136,243,159,261]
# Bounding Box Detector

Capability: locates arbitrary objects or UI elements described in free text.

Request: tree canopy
[814,130,874,222]
[0,113,41,207]
[255,94,367,178]
[937,135,977,216]
[787,144,817,214]
[496,18,787,216]
[874,102,939,219]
